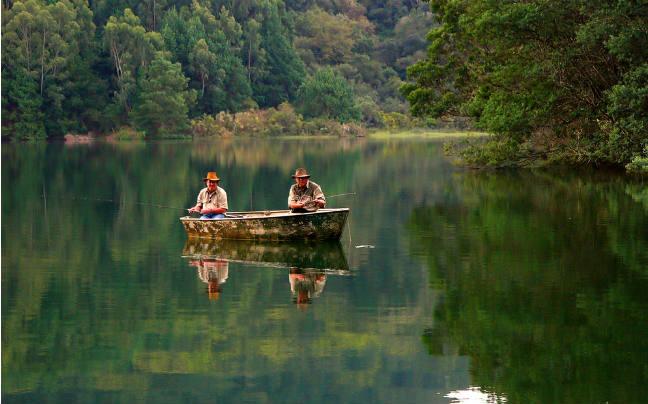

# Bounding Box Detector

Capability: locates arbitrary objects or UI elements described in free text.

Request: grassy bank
[369,129,488,140]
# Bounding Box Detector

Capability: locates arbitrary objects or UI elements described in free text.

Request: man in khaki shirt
[288,168,326,213]
[188,171,228,219]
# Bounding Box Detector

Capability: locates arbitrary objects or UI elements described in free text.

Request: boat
[180,208,349,241]
[182,238,350,273]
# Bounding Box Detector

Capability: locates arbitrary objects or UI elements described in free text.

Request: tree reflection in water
[409,169,648,403]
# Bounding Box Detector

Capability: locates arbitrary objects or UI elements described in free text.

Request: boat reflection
[183,239,350,305]
[183,239,349,272]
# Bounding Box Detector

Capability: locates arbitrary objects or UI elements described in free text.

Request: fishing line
[43,192,357,211]
[41,195,188,211]
[327,192,356,198]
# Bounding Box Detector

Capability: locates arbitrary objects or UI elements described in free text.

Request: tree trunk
[40,29,46,95]
[248,41,252,82]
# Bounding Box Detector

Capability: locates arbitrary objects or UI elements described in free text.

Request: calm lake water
[3,137,648,403]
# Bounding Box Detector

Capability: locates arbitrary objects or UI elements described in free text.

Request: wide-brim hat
[203,171,220,182]
[291,168,310,179]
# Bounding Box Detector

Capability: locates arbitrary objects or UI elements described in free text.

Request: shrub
[341,122,367,137]
[267,103,304,136]
[233,109,268,136]
[605,65,648,164]
[190,113,234,137]
[452,136,528,168]
[303,118,344,136]
[381,112,414,129]
[626,146,648,175]
[357,96,385,128]
[109,126,146,141]
[190,105,367,137]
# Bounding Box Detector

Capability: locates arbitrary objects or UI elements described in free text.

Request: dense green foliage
[2,0,431,139]
[402,0,648,168]
[131,53,196,136]
[297,67,361,122]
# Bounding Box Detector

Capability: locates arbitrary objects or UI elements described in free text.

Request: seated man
[188,171,228,219]
[288,168,326,213]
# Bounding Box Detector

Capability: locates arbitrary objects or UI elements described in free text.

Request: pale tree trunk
[248,41,252,82]
[153,0,157,31]
[111,42,123,80]
[21,25,33,72]
[40,29,46,95]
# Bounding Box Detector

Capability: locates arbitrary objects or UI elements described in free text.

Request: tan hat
[291,168,310,179]
[203,172,220,182]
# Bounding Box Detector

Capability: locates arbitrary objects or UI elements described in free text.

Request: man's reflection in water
[289,267,326,309]
[189,258,229,300]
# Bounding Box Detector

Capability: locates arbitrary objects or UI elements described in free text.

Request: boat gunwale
[180,207,350,221]
[181,255,353,275]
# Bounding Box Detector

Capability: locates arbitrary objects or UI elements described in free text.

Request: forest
[403,0,647,170]
[2,0,431,139]
[2,0,646,170]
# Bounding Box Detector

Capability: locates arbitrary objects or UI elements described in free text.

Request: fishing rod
[41,195,188,211]
[327,192,356,198]
[43,192,356,211]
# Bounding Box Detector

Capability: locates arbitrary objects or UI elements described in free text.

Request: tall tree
[104,8,163,124]
[160,6,205,67]
[131,52,196,136]
[1,67,46,141]
[60,0,108,134]
[188,38,217,98]
[297,67,360,122]
[215,5,243,51]
[161,3,252,113]
[254,2,305,107]
[243,18,267,84]
[2,0,84,137]
[294,7,357,66]
[135,0,168,31]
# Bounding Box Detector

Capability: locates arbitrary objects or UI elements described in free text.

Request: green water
[2,138,648,403]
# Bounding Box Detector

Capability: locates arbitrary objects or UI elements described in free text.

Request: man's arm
[288,185,304,209]
[188,190,203,212]
[313,185,326,208]
[200,206,227,214]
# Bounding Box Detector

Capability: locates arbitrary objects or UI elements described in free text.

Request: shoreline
[55,128,489,143]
